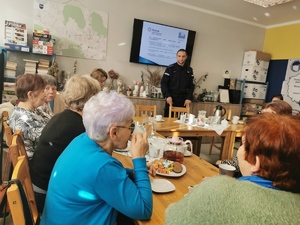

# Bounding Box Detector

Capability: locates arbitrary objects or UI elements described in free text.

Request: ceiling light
[244,0,294,8]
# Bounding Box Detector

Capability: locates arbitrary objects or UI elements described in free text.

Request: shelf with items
[3,48,56,81]
[1,48,56,104]
[237,79,269,118]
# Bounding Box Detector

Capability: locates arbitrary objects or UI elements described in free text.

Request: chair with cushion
[7,155,40,225]
[208,109,232,156]
[135,105,156,117]
[168,106,190,118]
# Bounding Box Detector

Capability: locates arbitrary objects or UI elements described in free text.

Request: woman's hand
[130,132,149,159]
[147,163,156,177]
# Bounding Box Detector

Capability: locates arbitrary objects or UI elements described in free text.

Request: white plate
[155,119,165,122]
[151,179,175,193]
[238,121,244,124]
[184,151,192,157]
[156,164,187,177]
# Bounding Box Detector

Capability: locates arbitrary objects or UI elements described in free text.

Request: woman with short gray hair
[35,74,57,121]
[41,91,154,225]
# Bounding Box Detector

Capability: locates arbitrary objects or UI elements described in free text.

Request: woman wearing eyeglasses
[41,91,154,225]
[29,75,101,214]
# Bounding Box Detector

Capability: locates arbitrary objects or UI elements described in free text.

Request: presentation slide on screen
[139,21,188,66]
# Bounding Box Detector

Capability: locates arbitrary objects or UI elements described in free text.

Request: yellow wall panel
[263,23,300,59]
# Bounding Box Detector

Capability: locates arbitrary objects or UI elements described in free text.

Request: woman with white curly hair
[41,91,154,225]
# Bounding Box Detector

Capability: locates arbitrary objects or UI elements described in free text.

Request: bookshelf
[1,48,56,104]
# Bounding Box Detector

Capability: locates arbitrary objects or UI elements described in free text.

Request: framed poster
[219,89,230,103]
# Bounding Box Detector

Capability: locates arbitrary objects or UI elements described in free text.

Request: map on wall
[281,58,300,114]
[33,0,108,60]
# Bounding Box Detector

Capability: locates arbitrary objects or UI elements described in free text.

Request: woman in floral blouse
[8,73,48,160]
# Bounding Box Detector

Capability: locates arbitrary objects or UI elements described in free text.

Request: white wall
[1,0,266,93]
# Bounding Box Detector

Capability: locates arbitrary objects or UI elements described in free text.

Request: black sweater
[29,109,85,190]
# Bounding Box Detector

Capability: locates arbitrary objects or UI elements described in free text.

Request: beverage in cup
[163,150,184,163]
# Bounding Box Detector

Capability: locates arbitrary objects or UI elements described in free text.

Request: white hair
[82,91,135,142]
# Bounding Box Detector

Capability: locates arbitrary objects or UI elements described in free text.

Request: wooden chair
[3,120,13,147]
[7,156,40,225]
[168,106,190,118]
[9,130,27,168]
[208,109,232,155]
[167,106,203,155]
[135,105,157,117]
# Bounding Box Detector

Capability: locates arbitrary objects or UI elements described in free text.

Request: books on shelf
[2,82,17,104]
[23,59,38,74]
[32,30,55,55]
[4,61,17,79]
[37,59,50,75]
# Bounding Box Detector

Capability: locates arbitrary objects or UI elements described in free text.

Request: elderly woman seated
[8,73,47,159]
[41,92,154,225]
[29,75,101,214]
[90,68,108,91]
[216,99,293,174]
[35,74,57,121]
[165,113,300,224]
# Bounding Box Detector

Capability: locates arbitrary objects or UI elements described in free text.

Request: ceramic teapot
[163,136,193,163]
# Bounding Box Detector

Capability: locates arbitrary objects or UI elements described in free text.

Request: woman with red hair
[165,113,300,224]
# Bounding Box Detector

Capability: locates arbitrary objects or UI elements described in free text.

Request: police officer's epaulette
[167,64,175,68]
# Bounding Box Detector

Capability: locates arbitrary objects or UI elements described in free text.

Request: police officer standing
[161,49,195,117]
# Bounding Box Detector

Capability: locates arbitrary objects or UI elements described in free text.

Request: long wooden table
[136,117,244,160]
[113,151,219,225]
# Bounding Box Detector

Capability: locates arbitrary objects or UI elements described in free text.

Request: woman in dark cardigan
[29,75,100,214]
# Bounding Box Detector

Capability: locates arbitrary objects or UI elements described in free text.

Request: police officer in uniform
[161,49,195,117]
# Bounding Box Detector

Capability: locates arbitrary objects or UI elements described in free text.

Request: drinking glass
[142,116,154,138]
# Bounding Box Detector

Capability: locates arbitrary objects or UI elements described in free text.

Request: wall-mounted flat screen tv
[129,18,196,67]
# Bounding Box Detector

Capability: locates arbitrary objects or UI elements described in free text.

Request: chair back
[7,156,40,225]
[9,130,27,168]
[169,106,190,118]
[3,120,13,147]
[2,111,12,146]
[135,105,156,117]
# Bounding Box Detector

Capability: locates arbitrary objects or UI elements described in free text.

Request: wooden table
[113,152,219,225]
[135,117,244,160]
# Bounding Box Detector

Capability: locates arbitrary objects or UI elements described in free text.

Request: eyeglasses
[116,123,135,134]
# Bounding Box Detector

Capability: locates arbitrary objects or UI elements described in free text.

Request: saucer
[151,179,175,193]
[156,119,165,122]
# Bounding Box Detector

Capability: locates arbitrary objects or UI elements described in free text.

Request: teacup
[219,164,236,177]
[232,116,239,125]
[156,115,162,121]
